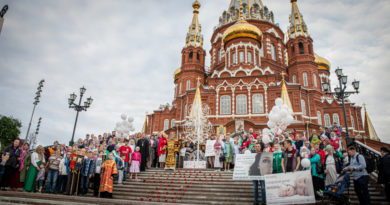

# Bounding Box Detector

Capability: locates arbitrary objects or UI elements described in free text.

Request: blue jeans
[253,180,266,203]
[80,175,90,195]
[45,170,59,193]
[124,162,129,181]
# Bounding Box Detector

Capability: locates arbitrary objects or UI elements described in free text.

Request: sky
[0,0,389,146]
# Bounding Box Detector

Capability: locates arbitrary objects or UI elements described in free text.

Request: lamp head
[80,86,86,95]
[335,67,343,77]
[335,87,341,93]
[322,82,329,92]
[352,80,360,92]
[341,75,348,85]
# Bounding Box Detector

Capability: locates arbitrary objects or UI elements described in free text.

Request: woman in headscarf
[24,145,46,192]
[19,143,30,186]
[324,145,338,186]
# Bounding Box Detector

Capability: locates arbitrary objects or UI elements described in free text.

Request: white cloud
[0,0,389,145]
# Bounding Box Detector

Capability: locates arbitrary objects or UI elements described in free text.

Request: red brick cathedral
[146,0,364,137]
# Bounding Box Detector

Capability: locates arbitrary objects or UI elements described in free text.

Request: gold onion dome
[314,53,331,71]
[222,1,262,44]
[174,68,181,80]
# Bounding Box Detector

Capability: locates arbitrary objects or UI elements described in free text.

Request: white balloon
[128,117,134,123]
[121,113,127,120]
[301,158,311,168]
[275,98,283,106]
[263,135,271,144]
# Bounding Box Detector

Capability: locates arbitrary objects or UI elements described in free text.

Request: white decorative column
[248,87,252,118]
[216,89,219,119]
[232,88,236,117]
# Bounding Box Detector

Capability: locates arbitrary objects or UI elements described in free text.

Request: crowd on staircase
[0,125,389,205]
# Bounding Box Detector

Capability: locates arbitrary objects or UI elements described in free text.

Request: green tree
[0,115,22,151]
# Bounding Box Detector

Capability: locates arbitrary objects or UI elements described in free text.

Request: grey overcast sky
[0,0,389,146]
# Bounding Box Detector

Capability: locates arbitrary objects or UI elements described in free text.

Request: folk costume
[66,154,84,195]
[165,138,178,170]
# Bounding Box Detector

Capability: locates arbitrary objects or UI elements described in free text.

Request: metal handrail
[353,140,382,175]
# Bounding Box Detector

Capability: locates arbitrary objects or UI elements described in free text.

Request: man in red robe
[158,133,167,168]
[99,152,117,198]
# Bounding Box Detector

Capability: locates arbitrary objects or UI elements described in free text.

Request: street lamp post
[68,86,93,146]
[0,5,9,35]
[322,67,360,147]
[29,117,42,149]
[25,79,45,141]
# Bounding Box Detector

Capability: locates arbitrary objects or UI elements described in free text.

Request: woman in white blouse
[24,145,46,192]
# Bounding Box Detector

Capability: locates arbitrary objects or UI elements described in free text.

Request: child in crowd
[130,147,141,180]
[117,155,125,184]
[36,163,46,193]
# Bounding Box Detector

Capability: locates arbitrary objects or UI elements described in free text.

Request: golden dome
[174,68,181,80]
[222,20,263,44]
[314,53,330,71]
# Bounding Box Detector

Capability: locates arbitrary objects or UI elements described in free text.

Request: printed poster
[232,153,273,180]
[264,170,315,205]
[205,140,216,157]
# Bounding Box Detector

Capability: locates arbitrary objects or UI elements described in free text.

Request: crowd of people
[0,123,388,205]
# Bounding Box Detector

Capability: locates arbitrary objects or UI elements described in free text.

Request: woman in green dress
[224,137,233,171]
[24,145,45,192]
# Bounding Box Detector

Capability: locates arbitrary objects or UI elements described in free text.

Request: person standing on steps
[252,142,266,205]
[136,134,149,172]
[343,146,371,205]
[378,147,390,202]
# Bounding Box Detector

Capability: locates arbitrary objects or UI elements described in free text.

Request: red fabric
[131,151,141,163]
[119,146,132,162]
[158,136,167,157]
[242,140,251,149]
[69,153,78,170]
[316,149,326,164]
[251,133,257,139]
[330,138,340,150]
[9,170,23,188]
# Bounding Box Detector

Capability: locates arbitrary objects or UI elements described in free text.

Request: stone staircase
[0,168,388,204]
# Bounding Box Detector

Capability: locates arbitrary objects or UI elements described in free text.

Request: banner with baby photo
[232,153,273,180]
[264,170,315,205]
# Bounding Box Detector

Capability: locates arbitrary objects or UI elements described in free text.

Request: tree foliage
[0,115,22,151]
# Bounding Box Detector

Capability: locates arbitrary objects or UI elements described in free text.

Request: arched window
[232,52,237,64]
[239,51,244,63]
[303,72,308,87]
[179,83,182,95]
[301,99,306,116]
[254,52,257,64]
[197,51,200,61]
[189,50,193,61]
[324,114,331,127]
[174,84,177,97]
[236,94,247,114]
[299,41,304,54]
[271,44,276,60]
[313,74,318,88]
[317,111,322,125]
[351,116,355,130]
[186,80,191,90]
[333,113,340,125]
[163,119,169,131]
[260,44,264,57]
[248,51,252,63]
[252,94,264,114]
[218,48,222,64]
[171,119,176,128]
[184,104,187,117]
[292,75,297,83]
[291,43,295,54]
[220,95,231,115]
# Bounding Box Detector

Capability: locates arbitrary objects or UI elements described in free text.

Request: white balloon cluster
[267,98,294,136]
[115,113,135,137]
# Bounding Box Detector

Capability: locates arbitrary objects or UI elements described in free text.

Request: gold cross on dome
[281,71,286,81]
[196,77,201,85]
